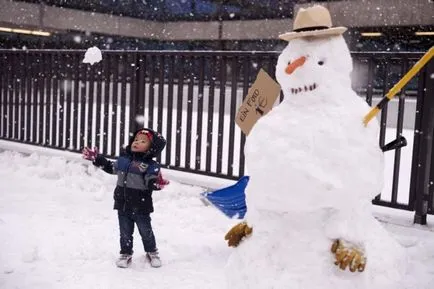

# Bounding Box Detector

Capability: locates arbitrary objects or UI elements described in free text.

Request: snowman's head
[276,35,352,97]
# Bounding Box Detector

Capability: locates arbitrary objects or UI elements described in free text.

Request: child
[82,128,167,268]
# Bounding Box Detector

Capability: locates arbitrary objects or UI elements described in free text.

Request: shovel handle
[363,46,434,126]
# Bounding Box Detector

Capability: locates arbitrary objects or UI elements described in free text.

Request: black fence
[0,49,432,223]
[0,50,280,180]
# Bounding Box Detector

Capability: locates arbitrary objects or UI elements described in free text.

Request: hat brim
[279,27,347,41]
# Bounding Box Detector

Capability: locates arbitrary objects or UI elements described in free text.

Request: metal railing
[0,49,432,221]
[0,50,279,180]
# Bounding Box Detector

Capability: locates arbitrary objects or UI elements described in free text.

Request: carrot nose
[285,56,306,75]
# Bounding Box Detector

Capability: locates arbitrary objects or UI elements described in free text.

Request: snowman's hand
[224,222,253,247]
[331,239,366,272]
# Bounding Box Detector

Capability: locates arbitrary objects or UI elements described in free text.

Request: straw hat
[279,5,347,41]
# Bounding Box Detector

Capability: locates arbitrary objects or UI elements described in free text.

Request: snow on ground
[0,150,238,289]
[372,206,434,288]
[0,146,433,289]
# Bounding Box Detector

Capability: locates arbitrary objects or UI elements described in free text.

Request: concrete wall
[0,0,432,41]
[0,0,41,27]
[163,21,220,41]
[222,19,292,40]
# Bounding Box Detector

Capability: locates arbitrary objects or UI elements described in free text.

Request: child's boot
[116,254,132,268]
[146,251,162,268]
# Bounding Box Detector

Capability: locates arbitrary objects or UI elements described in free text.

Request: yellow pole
[363,46,434,126]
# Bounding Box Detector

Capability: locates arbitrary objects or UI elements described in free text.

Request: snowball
[83,46,102,65]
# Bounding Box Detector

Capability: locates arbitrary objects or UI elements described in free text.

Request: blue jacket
[94,129,166,214]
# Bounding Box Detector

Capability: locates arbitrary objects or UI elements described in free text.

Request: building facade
[0,0,432,51]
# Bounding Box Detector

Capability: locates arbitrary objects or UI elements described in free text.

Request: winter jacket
[93,129,166,214]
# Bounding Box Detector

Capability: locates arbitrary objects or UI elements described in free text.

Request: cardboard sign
[235,69,281,136]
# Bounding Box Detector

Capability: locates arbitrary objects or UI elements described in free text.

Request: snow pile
[0,151,236,289]
[0,149,432,288]
[83,46,102,65]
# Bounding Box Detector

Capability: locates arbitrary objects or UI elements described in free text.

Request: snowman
[225,5,406,289]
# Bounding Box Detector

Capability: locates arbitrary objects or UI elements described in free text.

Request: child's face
[131,133,151,153]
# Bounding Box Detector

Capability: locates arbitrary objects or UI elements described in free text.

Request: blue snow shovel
[201,176,249,219]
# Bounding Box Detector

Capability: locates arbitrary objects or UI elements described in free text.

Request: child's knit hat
[137,129,154,141]
[126,128,166,159]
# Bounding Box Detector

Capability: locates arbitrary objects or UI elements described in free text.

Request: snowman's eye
[318,60,325,66]
[287,60,291,65]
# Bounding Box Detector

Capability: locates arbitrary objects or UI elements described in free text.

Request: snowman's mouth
[291,83,318,94]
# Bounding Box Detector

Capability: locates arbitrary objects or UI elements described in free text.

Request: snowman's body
[226,36,406,289]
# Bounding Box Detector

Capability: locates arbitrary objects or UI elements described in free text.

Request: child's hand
[82,147,98,161]
[157,171,170,189]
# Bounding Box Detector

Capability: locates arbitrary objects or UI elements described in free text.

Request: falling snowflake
[73,36,82,43]
[135,115,146,124]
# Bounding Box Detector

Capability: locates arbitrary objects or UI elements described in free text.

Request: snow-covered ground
[0,149,236,289]
[0,143,433,289]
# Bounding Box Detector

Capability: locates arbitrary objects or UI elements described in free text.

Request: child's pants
[117,210,157,255]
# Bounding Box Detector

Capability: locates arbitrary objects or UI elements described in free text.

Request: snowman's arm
[331,239,366,272]
[325,208,369,272]
[225,222,253,247]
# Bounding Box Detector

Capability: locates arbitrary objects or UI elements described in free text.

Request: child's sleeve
[144,162,161,191]
[93,155,117,175]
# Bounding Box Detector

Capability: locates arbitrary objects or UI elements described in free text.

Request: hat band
[293,26,329,32]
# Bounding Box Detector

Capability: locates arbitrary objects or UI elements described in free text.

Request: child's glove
[146,171,170,191]
[82,147,98,161]
[157,171,170,189]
